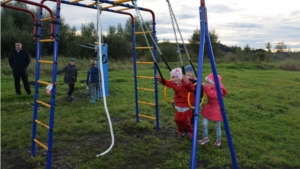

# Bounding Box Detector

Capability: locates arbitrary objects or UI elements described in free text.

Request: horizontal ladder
[34,139,48,150]
[138,114,156,120]
[136,47,153,50]
[138,100,155,106]
[136,76,154,79]
[36,100,51,108]
[136,61,153,65]
[137,87,154,92]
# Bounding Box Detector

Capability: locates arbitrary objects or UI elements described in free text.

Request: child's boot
[90,96,96,103]
[68,95,72,101]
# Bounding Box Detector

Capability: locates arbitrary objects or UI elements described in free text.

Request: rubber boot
[90,96,96,103]
[68,95,72,101]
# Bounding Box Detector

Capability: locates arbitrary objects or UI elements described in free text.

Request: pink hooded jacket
[201,73,227,121]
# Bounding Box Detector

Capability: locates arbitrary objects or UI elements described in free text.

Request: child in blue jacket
[86,60,100,103]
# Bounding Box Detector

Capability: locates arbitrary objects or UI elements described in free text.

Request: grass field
[1,57,300,169]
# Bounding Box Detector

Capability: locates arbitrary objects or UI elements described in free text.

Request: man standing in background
[9,41,31,95]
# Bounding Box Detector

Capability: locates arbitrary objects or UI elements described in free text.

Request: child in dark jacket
[156,68,195,139]
[86,60,100,103]
[57,58,77,101]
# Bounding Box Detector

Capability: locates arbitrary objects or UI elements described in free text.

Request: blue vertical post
[98,44,109,97]
[190,5,206,169]
[204,8,238,169]
[31,8,43,157]
[152,21,159,130]
[132,21,139,123]
[190,1,238,168]
[46,3,61,169]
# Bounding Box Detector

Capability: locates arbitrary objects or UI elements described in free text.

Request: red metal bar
[18,0,55,39]
[0,3,38,40]
[201,0,205,7]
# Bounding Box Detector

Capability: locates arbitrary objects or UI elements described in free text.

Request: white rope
[95,2,114,157]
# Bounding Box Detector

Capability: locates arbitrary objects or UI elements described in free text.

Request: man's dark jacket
[9,49,30,77]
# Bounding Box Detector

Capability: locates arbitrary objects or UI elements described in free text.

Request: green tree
[265,42,272,53]
[1,2,36,58]
[274,41,287,53]
[243,44,251,53]
[188,28,221,58]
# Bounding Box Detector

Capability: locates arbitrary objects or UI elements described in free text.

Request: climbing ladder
[29,1,61,169]
[132,11,159,130]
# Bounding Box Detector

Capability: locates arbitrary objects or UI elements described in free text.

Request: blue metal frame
[98,0,160,130]
[190,1,238,169]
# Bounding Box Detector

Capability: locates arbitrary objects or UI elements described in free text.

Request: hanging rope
[95,1,115,157]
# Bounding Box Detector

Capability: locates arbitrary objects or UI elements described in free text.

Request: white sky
[27,0,300,51]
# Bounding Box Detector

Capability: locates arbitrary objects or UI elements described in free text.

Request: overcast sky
[34,0,300,51]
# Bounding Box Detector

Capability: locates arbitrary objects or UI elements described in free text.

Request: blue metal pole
[153,20,159,130]
[31,8,43,157]
[204,7,238,169]
[132,21,139,123]
[46,3,61,169]
[190,6,206,169]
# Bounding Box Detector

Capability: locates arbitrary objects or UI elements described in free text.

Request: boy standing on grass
[156,68,195,139]
[86,60,100,103]
[57,58,77,101]
[198,73,227,147]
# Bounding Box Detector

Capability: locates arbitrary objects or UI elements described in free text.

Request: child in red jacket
[156,68,195,138]
[198,73,227,146]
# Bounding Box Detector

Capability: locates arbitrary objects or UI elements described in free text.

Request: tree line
[1,2,225,62]
[4,2,292,63]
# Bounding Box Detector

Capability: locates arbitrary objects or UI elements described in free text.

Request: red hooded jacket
[159,79,195,107]
[201,83,227,121]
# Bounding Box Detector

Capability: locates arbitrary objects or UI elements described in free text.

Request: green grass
[1,58,300,169]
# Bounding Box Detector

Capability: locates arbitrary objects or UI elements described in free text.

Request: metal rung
[40,17,52,22]
[39,39,54,43]
[34,139,48,150]
[114,7,131,12]
[36,100,51,108]
[137,87,154,92]
[136,76,154,79]
[114,0,131,4]
[38,60,53,64]
[37,80,51,85]
[1,0,11,4]
[70,0,83,3]
[35,120,49,129]
[94,42,105,45]
[138,114,156,120]
[86,2,96,6]
[138,101,155,106]
[102,5,114,9]
[136,47,153,50]
[136,61,153,64]
[135,31,153,35]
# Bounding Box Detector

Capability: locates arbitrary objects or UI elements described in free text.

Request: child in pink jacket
[198,73,227,146]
